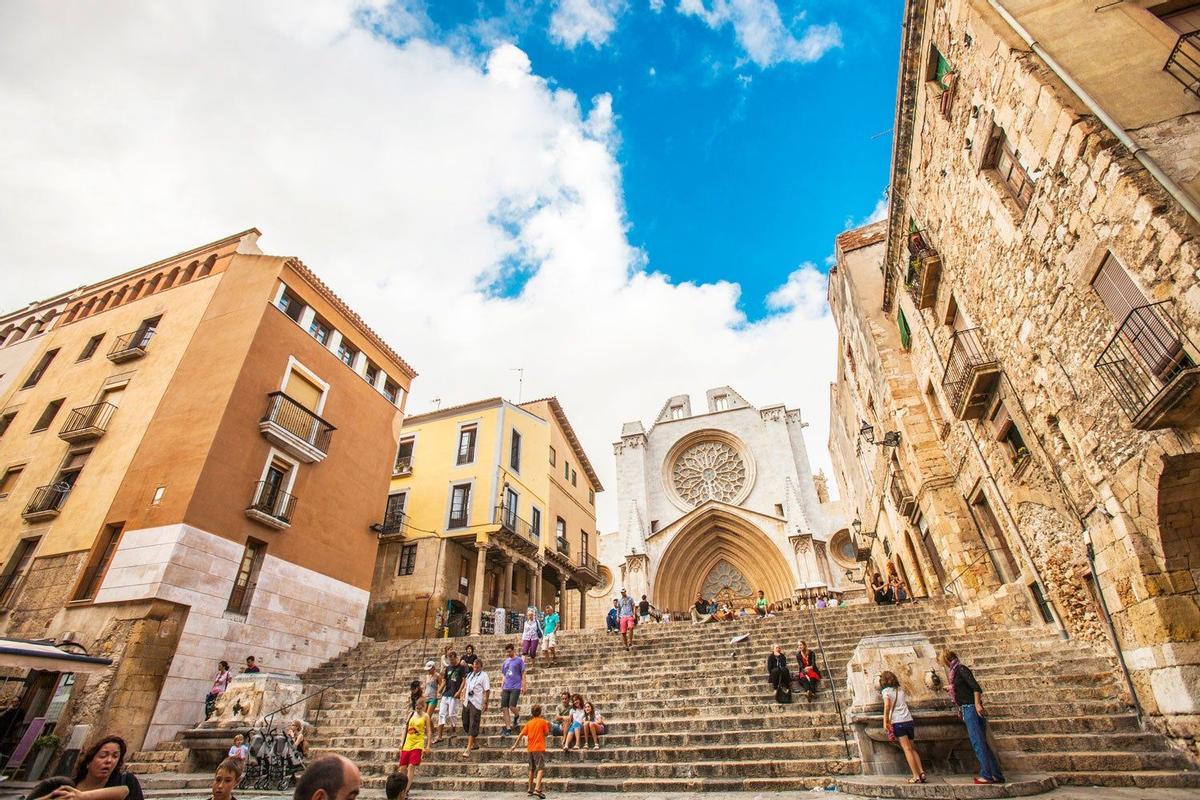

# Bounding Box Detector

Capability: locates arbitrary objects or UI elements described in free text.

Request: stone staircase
[132,600,1198,795]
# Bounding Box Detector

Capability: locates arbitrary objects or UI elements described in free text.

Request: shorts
[544,632,557,648]
[550,722,562,736]
[398,748,423,766]
[567,721,582,734]
[522,638,539,656]
[528,752,545,772]
[891,721,916,740]
[424,694,437,709]
[437,695,460,726]
[501,688,521,709]
[597,723,608,735]
[638,613,649,623]
[619,615,635,634]
[463,704,483,737]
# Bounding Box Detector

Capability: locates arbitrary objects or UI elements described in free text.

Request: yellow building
[367,396,603,639]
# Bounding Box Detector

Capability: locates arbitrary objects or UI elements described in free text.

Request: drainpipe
[985,0,1200,225]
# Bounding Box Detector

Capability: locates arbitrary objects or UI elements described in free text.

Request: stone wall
[5,550,87,638]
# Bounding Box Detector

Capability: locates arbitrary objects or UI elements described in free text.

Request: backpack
[775,684,793,704]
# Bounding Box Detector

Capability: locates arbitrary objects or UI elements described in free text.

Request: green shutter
[935,52,953,89]
[897,308,911,350]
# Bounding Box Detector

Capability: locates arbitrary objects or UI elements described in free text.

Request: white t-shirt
[882,686,913,723]
[569,708,586,725]
[464,670,491,710]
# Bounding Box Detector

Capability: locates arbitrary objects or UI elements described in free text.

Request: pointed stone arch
[653,506,794,611]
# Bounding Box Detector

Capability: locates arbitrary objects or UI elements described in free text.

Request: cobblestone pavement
[142,789,1200,800]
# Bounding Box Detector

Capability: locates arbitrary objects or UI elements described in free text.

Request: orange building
[0,229,415,752]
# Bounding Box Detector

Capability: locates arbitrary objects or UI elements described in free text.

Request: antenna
[511,368,524,403]
[431,397,442,410]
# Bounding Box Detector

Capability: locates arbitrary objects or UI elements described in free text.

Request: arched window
[62,304,81,325]
[130,279,146,300]
[181,260,199,283]
[199,254,217,277]
[97,291,114,312]
[145,273,163,296]
[163,267,181,289]
[112,286,128,307]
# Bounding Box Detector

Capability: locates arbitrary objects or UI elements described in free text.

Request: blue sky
[411,0,902,318]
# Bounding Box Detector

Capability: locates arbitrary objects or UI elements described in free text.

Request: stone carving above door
[671,441,747,506]
[700,559,754,601]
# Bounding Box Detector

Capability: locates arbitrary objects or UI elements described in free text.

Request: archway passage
[653,505,794,611]
[1159,453,1200,594]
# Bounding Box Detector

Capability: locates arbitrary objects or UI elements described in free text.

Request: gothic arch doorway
[653,506,794,611]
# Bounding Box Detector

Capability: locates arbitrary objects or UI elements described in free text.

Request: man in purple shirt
[499,642,526,736]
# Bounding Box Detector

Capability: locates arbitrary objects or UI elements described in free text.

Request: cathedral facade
[600,387,854,614]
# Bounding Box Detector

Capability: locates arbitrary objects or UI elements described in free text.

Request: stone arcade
[602,387,853,613]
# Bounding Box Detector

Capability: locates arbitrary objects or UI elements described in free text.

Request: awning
[0,637,112,675]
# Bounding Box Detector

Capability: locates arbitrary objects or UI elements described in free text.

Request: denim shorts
[892,721,916,740]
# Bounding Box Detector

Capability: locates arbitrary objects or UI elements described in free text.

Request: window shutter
[1091,253,1146,326]
[971,111,995,173]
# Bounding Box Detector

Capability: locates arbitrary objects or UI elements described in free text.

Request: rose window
[671,441,747,506]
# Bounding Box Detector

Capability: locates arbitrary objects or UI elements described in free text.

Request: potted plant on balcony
[26,733,61,781]
[1011,446,1031,478]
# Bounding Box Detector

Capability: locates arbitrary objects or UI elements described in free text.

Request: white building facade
[603,387,855,613]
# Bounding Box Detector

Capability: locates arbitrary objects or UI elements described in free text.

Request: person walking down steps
[510,703,550,799]
[617,589,637,651]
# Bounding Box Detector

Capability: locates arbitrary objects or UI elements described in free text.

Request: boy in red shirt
[510,703,550,798]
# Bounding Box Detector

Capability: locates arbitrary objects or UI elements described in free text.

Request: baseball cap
[424,660,435,670]
[620,588,627,593]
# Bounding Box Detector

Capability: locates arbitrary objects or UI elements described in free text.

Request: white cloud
[765,262,826,317]
[677,0,841,67]
[649,0,666,11]
[863,195,889,224]
[548,0,628,49]
[0,0,839,529]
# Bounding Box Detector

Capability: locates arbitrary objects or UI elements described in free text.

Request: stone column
[502,558,514,613]
[469,543,489,635]
[578,587,587,628]
[558,573,567,630]
[533,563,543,609]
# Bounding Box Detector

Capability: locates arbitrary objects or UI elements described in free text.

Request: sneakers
[973,777,993,785]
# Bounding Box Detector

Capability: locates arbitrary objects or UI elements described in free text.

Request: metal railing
[262,392,335,453]
[578,550,599,575]
[906,229,935,260]
[59,401,117,440]
[1164,30,1200,100]
[380,507,408,536]
[889,471,914,515]
[942,327,998,416]
[108,327,155,359]
[556,536,571,557]
[492,504,536,541]
[247,481,297,524]
[23,483,71,519]
[1095,301,1197,424]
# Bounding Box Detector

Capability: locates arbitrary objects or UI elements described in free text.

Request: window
[774,503,784,516]
[385,491,407,521]
[1157,4,1200,34]
[1029,581,1056,624]
[650,520,659,534]
[588,488,595,506]
[0,465,24,498]
[968,488,1020,583]
[925,44,953,89]
[714,394,729,411]
[398,543,417,576]
[0,411,17,439]
[278,288,304,322]
[916,512,947,588]
[227,538,267,614]
[56,449,90,489]
[669,405,685,420]
[510,429,522,471]
[78,334,105,361]
[309,315,331,345]
[925,383,947,437]
[22,349,59,389]
[503,487,519,528]
[580,530,589,556]
[364,361,380,387]
[134,316,160,349]
[75,524,122,601]
[986,126,1034,209]
[31,399,64,433]
[456,425,477,465]
[448,483,471,528]
[944,293,958,327]
[897,308,911,350]
[383,379,400,405]
[549,446,556,466]
[336,340,358,367]
[570,468,577,487]
[555,517,566,542]
[395,437,415,472]
[989,401,1028,461]
[564,460,570,480]
[0,537,39,608]
[531,507,542,539]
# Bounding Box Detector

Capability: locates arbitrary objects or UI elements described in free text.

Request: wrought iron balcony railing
[245,481,297,529]
[23,483,71,521]
[556,536,571,557]
[905,253,942,310]
[1164,30,1200,100]
[578,550,600,576]
[59,401,117,443]
[942,327,1001,420]
[379,507,408,536]
[1095,301,1200,430]
[259,392,335,462]
[889,471,917,519]
[907,229,936,260]
[493,505,537,542]
[108,328,155,363]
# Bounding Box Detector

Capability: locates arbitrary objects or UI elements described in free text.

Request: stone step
[835,774,1058,798]
[995,731,1176,753]
[1003,750,1195,772]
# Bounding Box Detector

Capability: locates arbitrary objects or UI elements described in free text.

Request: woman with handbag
[940,649,1005,785]
[795,640,821,699]
[880,671,925,784]
[766,644,792,704]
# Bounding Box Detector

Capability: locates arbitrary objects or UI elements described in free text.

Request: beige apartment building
[0,230,415,755]
[828,0,1200,753]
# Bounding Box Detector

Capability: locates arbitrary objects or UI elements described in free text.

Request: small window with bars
[398,543,417,577]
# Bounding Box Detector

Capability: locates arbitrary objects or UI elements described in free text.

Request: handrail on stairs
[941,547,1003,614]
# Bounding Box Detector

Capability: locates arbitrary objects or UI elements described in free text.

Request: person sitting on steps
[582,701,606,749]
[795,640,821,699]
[691,594,714,624]
[871,572,893,605]
[767,644,792,704]
[606,599,620,633]
[561,694,587,751]
[550,691,572,743]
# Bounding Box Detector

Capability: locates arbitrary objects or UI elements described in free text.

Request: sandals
[908,773,927,784]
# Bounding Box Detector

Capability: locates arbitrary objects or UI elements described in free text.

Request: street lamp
[859,420,901,448]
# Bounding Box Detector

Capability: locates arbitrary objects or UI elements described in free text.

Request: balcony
[905,253,942,310]
[108,328,155,363]
[942,328,1001,420]
[1095,302,1200,431]
[23,484,71,522]
[889,471,917,520]
[492,505,540,560]
[393,456,412,477]
[556,537,571,557]
[1164,31,1200,101]
[577,550,600,579]
[379,507,408,537]
[245,481,296,530]
[59,402,116,444]
[907,229,936,260]
[258,392,335,463]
